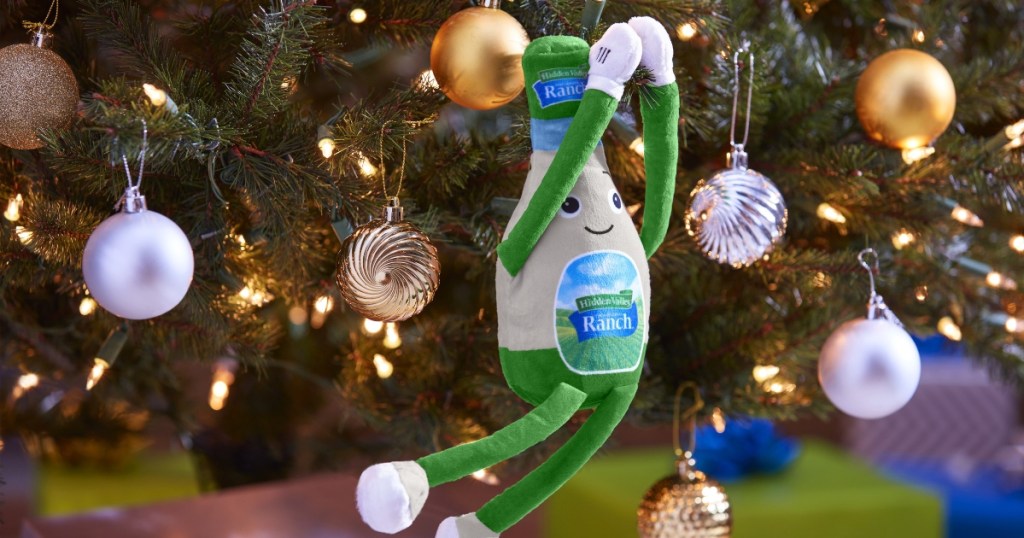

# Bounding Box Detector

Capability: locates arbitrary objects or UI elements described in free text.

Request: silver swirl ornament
[336,199,440,322]
[685,146,787,268]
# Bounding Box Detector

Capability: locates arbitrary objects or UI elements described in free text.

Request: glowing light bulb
[238,285,253,300]
[951,205,983,227]
[280,76,295,90]
[363,318,384,335]
[912,29,926,43]
[816,203,846,224]
[711,407,726,434]
[891,229,916,249]
[901,146,934,164]
[676,22,698,41]
[12,373,39,400]
[767,381,795,394]
[142,83,168,107]
[4,193,23,221]
[1005,119,1024,140]
[752,365,780,383]
[288,305,308,325]
[629,138,645,156]
[15,226,32,245]
[416,70,439,91]
[349,7,368,24]
[986,271,1017,290]
[208,364,236,411]
[937,316,962,341]
[318,138,336,159]
[914,285,928,302]
[383,322,402,349]
[357,153,378,177]
[472,468,500,485]
[86,358,109,391]
[373,353,394,379]
[314,295,334,314]
[79,297,98,316]
[1006,316,1021,333]
[1007,137,1024,150]
[1010,235,1024,252]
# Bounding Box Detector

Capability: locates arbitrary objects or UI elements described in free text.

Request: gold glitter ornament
[637,455,732,538]
[429,0,529,110]
[336,199,440,322]
[0,31,78,150]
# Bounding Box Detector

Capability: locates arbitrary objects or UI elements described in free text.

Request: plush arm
[496,89,619,277]
[638,81,680,258]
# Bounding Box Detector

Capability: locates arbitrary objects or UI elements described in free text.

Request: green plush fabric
[417,382,587,487]
[499,347,644,410]
[477,383,638,533]
[496,88,618,277]
[637,82,680,258]
[522,36,590,120]
[544,441,943,538]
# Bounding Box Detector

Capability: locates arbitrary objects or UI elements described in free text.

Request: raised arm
[630,17,681,259]
[497,24,642,277]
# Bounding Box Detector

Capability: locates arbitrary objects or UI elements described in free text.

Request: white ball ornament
[817,318,921,419]
[82,188,194,320]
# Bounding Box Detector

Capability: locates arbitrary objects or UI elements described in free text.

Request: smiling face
[548,168,636,245]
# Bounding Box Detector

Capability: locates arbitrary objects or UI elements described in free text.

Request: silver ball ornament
[685,152,787,268]
[818,318,921,419]
[83,201,194,320]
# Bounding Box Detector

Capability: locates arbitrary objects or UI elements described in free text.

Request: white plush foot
[356,461,429,534]
[436,512,500,538]
[586,23,642,100]
[628,16,676,86]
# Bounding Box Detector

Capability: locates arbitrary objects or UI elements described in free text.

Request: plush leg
[473,383,638,534]
[418,382,587,487]
[357,382,586,534]
[436,513,498,538]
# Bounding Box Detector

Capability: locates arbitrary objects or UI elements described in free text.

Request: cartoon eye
[608,189,624,213]
[559,196,582,219]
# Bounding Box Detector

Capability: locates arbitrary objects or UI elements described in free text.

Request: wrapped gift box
[544,440,942,538]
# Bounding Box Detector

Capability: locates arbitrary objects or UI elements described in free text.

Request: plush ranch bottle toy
[357,19,679,538]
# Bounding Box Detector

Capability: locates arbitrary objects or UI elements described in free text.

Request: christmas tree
[3,0,1023,491]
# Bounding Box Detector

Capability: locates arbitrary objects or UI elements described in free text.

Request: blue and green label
[533,65,587,109]
[555,251,644,374]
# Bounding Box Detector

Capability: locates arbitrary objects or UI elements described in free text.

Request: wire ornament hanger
[728,46,754,170]
[857,248,903,326]
[116,119,149,213]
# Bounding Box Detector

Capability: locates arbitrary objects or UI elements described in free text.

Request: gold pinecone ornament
[0,30,78,150]
[638,454,732,538]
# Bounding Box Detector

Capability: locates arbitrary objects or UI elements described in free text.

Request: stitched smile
[585,225,614,235]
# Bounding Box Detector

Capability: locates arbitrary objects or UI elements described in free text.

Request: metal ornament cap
[685,152,788,268]
[82,204,195,320]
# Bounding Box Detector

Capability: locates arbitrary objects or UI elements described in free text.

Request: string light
[4,193,23,221]
[288,305,308,325]
[1005,119,1024,141]
[1011,234,1024,252]
[12,373,39,400]
[912,29,926,43]
[372,353,394,379]
[950,204,984,227]
[751,365,780,383]
[676,21,698,41]
[363,318,384,335]
[986,271,1017,290]
[85,359,109,391]
[317,125,335,159]
[383,322,402,349]
[914,285,928,302]
[629,137,645,156]
[357,152,378,177]
[415,70,439,91]
[208,360,237,411]
[280,76,295,90]
[238,284,271,306]
[767,380,796,394]
[937,316,962,341]
[79,297,98,316]
[15,226,32,245]
[901,146,934,164]
[816,203,846,224]
[349,7,368,24]
[142,83,178,113]
[471,468,500,485]
[710,407,727,434]
[1005,316,1021,333]
[891,229,916,249]
[310,294,334,329]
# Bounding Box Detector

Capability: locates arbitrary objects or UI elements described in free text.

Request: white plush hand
[628,16,676,86]
[586,23,642,100]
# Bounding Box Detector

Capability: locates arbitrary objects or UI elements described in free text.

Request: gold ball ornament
[336,200,440,322]
[429,2,529,110]
[855,49,956,149]
[638,456,732,538]
[0,35,78,150]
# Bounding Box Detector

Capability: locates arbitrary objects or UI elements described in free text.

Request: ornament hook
[117,119,149,213]
[728,45,754,170]
[857,248,903,326]
[672,382,704,459]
